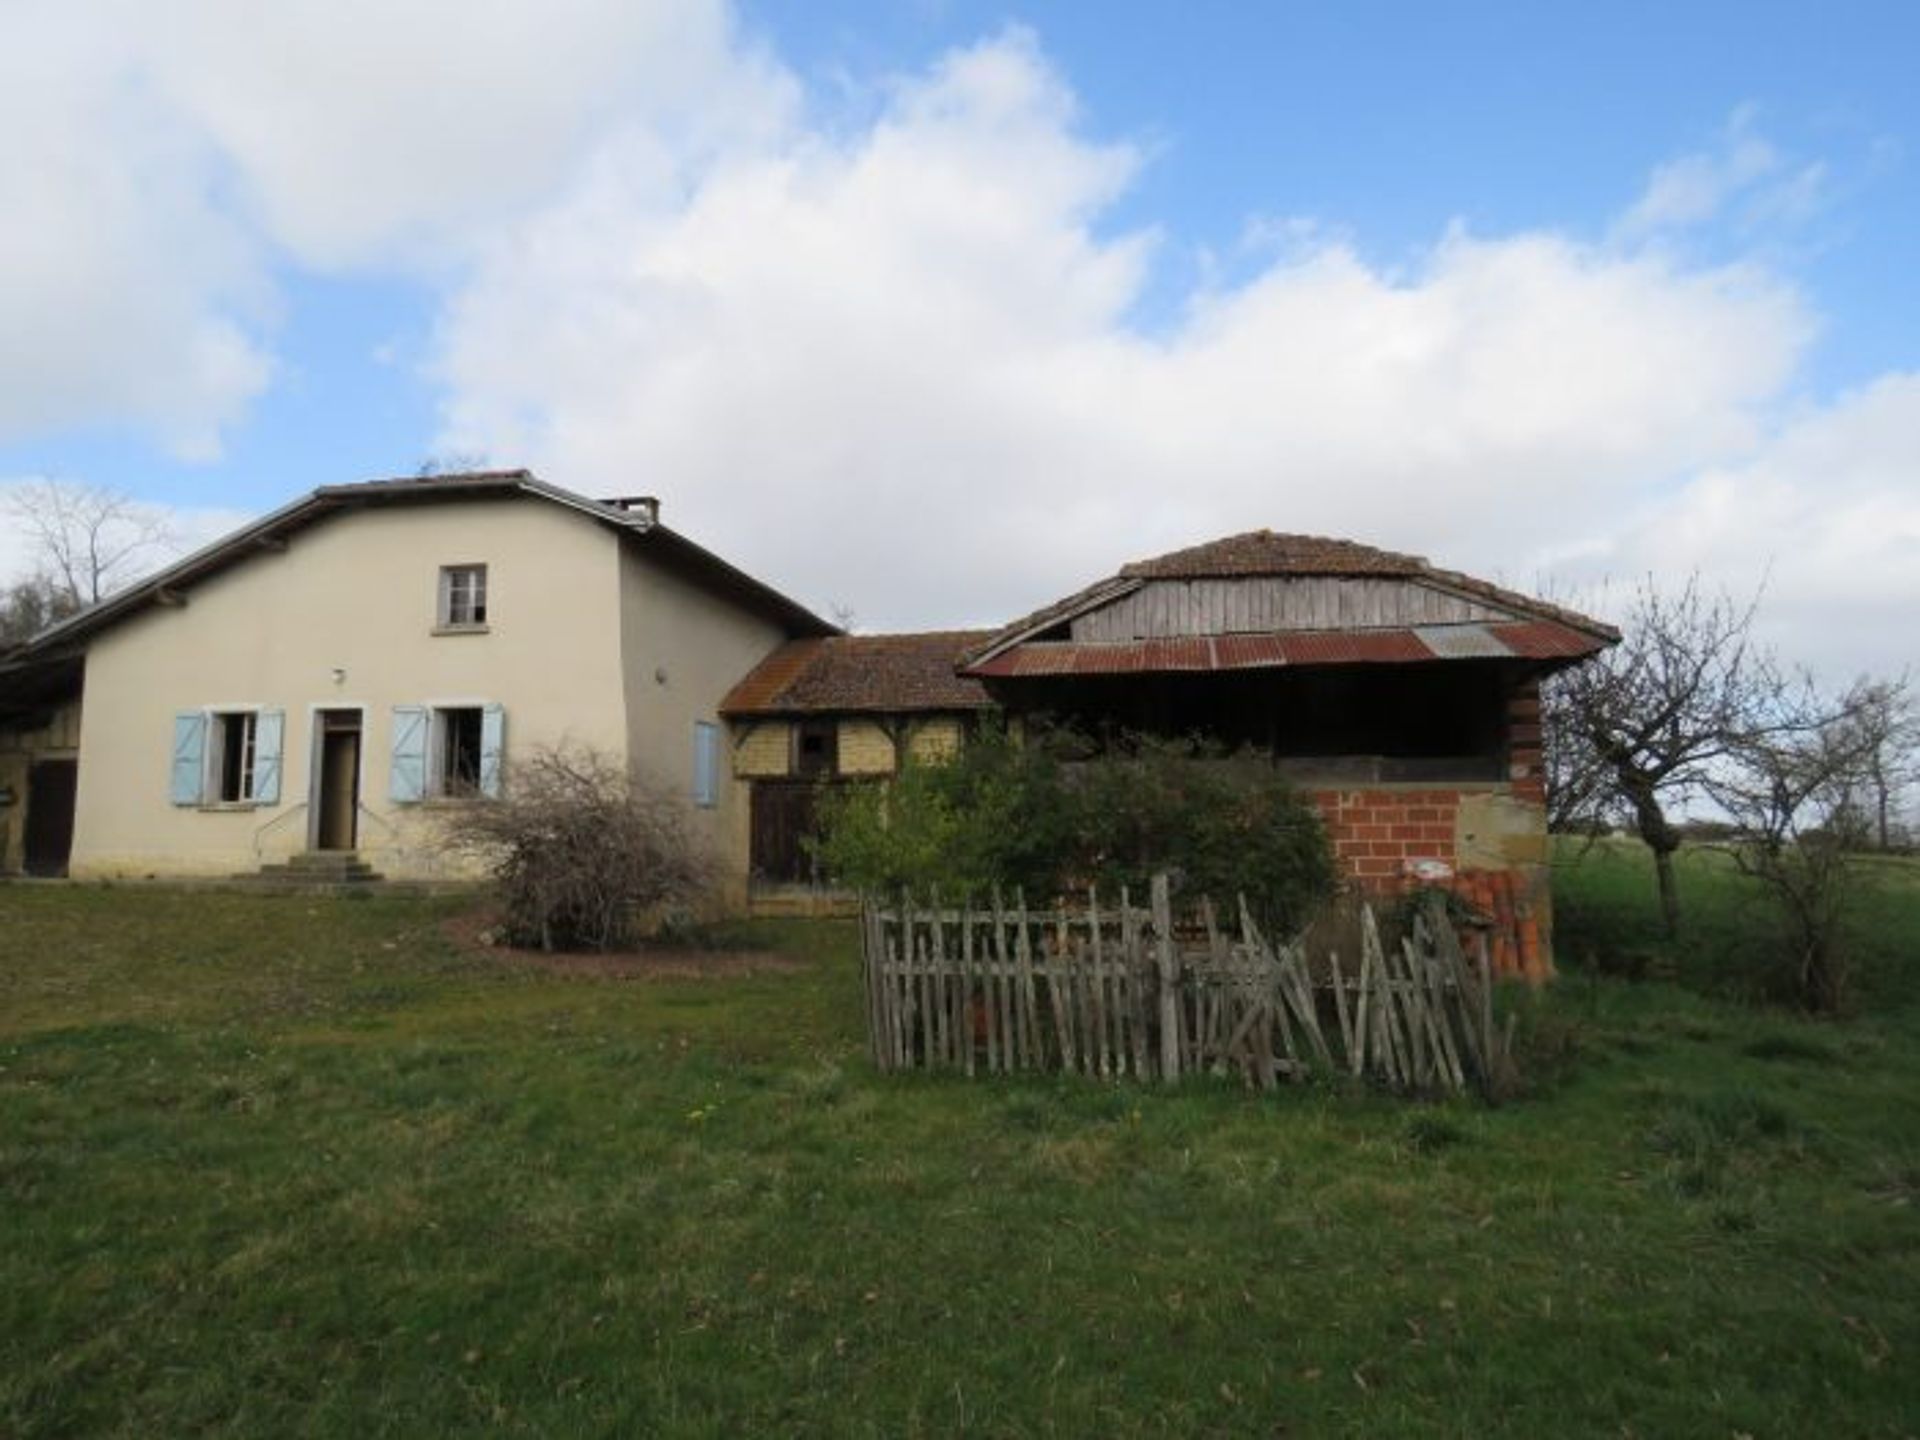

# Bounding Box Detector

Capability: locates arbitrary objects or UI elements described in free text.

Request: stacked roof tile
[721,631,996,717]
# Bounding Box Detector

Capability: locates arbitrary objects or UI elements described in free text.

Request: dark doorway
[750,780,825,885]
[23,759,77,876]
[314,711,362,851]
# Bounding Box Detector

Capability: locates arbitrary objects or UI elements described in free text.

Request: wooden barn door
[750,780,824,885]
[23,759,77,877]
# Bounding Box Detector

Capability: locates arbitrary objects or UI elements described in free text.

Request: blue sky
[1,0,1916,674]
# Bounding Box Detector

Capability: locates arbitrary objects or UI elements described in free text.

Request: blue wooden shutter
[170,712,207,805]
[479,704,506,798]
[694,721,719,807]
[390,706,428,802]
[252,710,284,805]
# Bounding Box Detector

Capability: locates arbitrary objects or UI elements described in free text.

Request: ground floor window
[389,703,504,802]
[213,711,257,803]
[170,708,284,807]
[436,707,484,797]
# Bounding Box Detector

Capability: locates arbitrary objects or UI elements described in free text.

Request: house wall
[69,497,630,880]
[618,546,790,908]
[0,699,82,874]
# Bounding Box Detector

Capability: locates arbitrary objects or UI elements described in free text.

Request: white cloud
[435,36,1873,665]
[1607,374,1920,679]
[1,10,1912,682]
[0,0,781,456]
[0,5,271,456]
[1614,105,1828,242]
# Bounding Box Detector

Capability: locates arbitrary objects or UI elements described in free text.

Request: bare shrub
[440,745,714,952]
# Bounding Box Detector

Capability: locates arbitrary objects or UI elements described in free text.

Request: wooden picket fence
[861,875,1514,1097]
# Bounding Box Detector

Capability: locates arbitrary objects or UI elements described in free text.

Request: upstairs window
[438,564,488,629]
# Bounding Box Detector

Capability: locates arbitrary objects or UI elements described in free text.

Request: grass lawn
[3,855,1918,1438]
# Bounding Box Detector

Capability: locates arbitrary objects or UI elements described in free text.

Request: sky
[1,0,1916,679]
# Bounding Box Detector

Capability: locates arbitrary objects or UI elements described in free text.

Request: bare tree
[1707,678,1895,1011]
[1831,677,1919,851]
[1543,577,1815,936]
[4,480,177,610]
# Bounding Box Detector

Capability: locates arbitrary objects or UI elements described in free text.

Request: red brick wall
[1303,676,1554,982]
[1310,787,1463,881]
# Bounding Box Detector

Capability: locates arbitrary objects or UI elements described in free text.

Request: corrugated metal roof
[963,621,1608,678]
[1414,624,1511,659]
[1488,621,1608,659]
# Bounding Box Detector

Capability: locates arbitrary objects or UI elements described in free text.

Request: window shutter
[694,721,719,807]
[479,704,506,798]
[389,706,428,802]
[170,712,207,805]
[252,709,284,805]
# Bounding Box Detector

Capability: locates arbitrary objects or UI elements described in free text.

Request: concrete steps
[234,851,386,893]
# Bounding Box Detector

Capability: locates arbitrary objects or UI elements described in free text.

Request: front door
[314,711,361,851]
[23,759,77,876]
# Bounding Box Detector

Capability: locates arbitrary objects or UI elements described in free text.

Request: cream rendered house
[0,471,831,892]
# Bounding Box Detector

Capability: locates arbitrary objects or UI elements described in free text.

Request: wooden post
[1049,900,1077,1072]
[961,901,978,1078]
[1152,873,1180,1084]
[990,889,1017,1071]
[1014,893,1044,1068]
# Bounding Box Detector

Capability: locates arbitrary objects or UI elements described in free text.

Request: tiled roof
[962,529,1617,670]
[1119,531,1426,579]
[722,631,997,717]
[18,470,835,654]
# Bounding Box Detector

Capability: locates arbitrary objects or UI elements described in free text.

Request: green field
[3,849,1917,1437]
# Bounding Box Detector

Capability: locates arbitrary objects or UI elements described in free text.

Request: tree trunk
[1652,843,1681,940]
[1624,783,1684,937]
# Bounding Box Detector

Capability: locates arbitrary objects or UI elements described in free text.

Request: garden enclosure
[861,876,1514,1098]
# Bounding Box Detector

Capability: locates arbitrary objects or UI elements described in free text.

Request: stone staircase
[235,850,385,893]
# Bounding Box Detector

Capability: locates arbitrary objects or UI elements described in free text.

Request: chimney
[606,495,660,526]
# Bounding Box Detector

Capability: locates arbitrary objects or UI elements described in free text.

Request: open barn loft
[956,531,1610,783]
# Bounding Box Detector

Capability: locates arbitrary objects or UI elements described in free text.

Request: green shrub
[813,721,1335,932]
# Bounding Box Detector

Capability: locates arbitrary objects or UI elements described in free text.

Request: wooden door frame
[305,705,366,851]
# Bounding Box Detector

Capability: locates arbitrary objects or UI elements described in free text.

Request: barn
[726,531,1616,973]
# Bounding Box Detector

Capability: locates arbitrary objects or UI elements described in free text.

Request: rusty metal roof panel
[967,621,1614,679]
[1142,637,1215,671]
[1487,620,1608,660]
[1212,634,1291,669]
[1280,630,1432,665]
[1067,645,1139,675]
[1413,624,1512,659]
